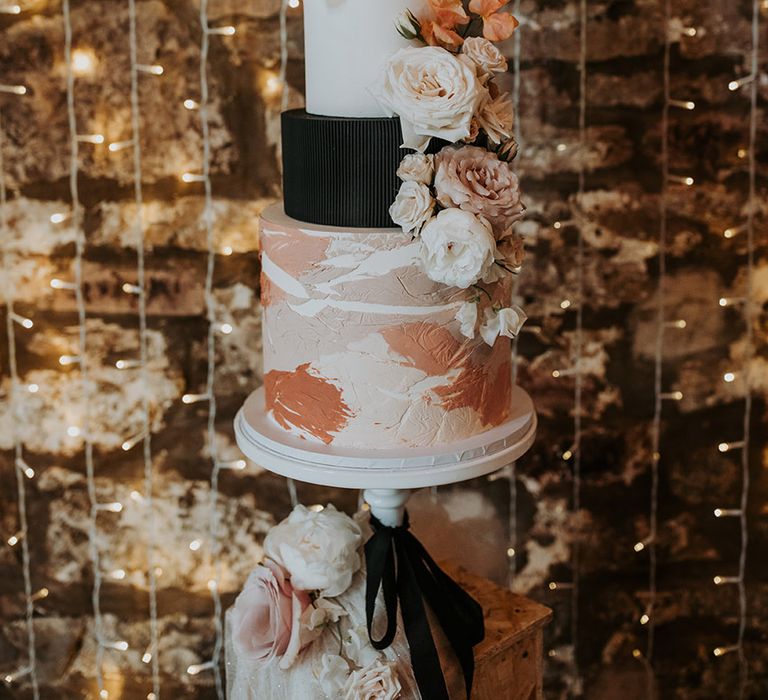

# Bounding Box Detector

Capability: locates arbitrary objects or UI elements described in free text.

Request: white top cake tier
[304,0,428,118]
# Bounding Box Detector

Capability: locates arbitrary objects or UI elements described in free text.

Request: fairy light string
[61,1,111,693]
[505,0,523,588]
[569,0,587,692]
[0,108,40,699]
[198,1,225,696]
[644,0,673,684]
[711,1,759,693]
[126,0,161,696]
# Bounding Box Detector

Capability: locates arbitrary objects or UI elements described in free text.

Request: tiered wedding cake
[229,1,527,698]
[260,0,526,450]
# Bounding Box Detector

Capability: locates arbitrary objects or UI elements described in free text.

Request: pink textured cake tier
[260,204,513,449]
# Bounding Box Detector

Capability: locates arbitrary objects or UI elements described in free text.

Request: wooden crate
[441,564,553,700]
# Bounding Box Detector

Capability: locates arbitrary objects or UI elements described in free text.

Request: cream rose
[264,504,363,597]
[342,662,402,700]
[389,181,435,234]
[420,209,497,289]
[375,46,484,152]
[231,560,311,666]
[479,305,527,346]
[396,153,434,184]
[434,145,524,234]
[461,37,508,80]
[477,92,515,144]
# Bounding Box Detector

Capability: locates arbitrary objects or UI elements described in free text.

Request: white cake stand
[234,386,537,526]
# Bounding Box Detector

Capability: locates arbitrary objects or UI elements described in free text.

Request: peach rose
[434,145,524,234]
[231,560,311,666]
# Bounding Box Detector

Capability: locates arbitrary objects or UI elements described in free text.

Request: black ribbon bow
[365,511,485,700]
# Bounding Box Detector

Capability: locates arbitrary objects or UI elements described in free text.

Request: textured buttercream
[260,205,514,449]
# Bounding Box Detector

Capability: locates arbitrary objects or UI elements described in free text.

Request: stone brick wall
[0,1,766,698]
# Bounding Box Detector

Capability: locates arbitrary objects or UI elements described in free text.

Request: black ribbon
[365,511,485,700]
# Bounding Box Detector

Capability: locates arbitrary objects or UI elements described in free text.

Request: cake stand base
[234,386,536,525]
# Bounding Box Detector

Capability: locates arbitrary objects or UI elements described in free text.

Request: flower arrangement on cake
[374,0,526,347]
[229,505,405,700]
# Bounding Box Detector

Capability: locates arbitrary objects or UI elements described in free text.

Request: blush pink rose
[231,560,311,666]
[434,145,524,235]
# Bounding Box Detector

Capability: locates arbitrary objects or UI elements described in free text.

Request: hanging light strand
[644,1,675,686]
[279,0,290,113]
[0,115,40,700]
[62,0,105,692]
[567,1,587,693]
[715,1,759,694]
[127,0,161,696]
[505,0,523,589]
[198,1,224,697]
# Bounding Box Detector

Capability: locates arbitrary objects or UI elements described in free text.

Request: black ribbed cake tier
[281,109,404,229]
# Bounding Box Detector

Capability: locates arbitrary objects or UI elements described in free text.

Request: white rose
[396,153,434,184]
[461,37,508,80]
[455,301,478,339]
[375,46,484,152]
[477,92,515,144]
[343,625,381,669]
[420,209,497,289]
[264,504,363,597]
[479,305,527,346]
[318,654,350,700]
[342,662,402,700]
[389,181,435,234]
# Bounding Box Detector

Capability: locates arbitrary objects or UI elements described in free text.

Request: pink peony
[231,559,311,666]
[434,145,524,235]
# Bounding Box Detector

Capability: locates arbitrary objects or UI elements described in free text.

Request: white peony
[479,305,527,346]
[343,625,381,669]
[476,92,515,144]
[396,153,434,184]
[342,661,402,700]
[318,654,350,700]
[420,209,497,289]
[455,301,478,339]
[389,181,435,234]
[264,504,363,597]
[461,37,508,80]
[375,46,484,152]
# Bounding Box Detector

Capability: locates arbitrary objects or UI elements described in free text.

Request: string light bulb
[50,212,68,224]
[76,134,105,144]
[0,4,21,14]
[260,70,283,100]
[0,84,27,95]
[723,372,736,383]
[70,48,98,77]
[207,25,235,35]
[136,64,164,75]
[50,278,77,290]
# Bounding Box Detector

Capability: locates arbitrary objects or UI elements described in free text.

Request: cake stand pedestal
[234,386,537,524]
